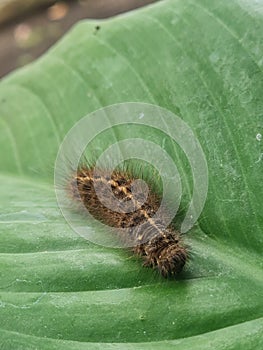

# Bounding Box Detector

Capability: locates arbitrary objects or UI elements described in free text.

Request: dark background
[0,0,157,78]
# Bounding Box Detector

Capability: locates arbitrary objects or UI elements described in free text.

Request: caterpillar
[69,165,188,278]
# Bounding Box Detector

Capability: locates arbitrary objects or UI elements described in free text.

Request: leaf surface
[0,0,263,348]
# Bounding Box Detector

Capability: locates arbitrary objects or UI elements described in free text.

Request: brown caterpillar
[69,165,188,278]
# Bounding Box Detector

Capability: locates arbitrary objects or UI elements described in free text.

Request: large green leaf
[0,0,263,348]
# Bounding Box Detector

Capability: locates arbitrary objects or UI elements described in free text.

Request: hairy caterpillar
[69,165,188,278]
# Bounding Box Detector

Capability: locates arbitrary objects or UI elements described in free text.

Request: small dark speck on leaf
[139,315,146,321]
[94,25,101,34]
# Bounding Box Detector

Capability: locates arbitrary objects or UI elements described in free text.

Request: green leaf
[0,0,263,349]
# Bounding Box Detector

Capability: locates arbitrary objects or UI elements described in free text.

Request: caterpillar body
[69,166,188,278]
